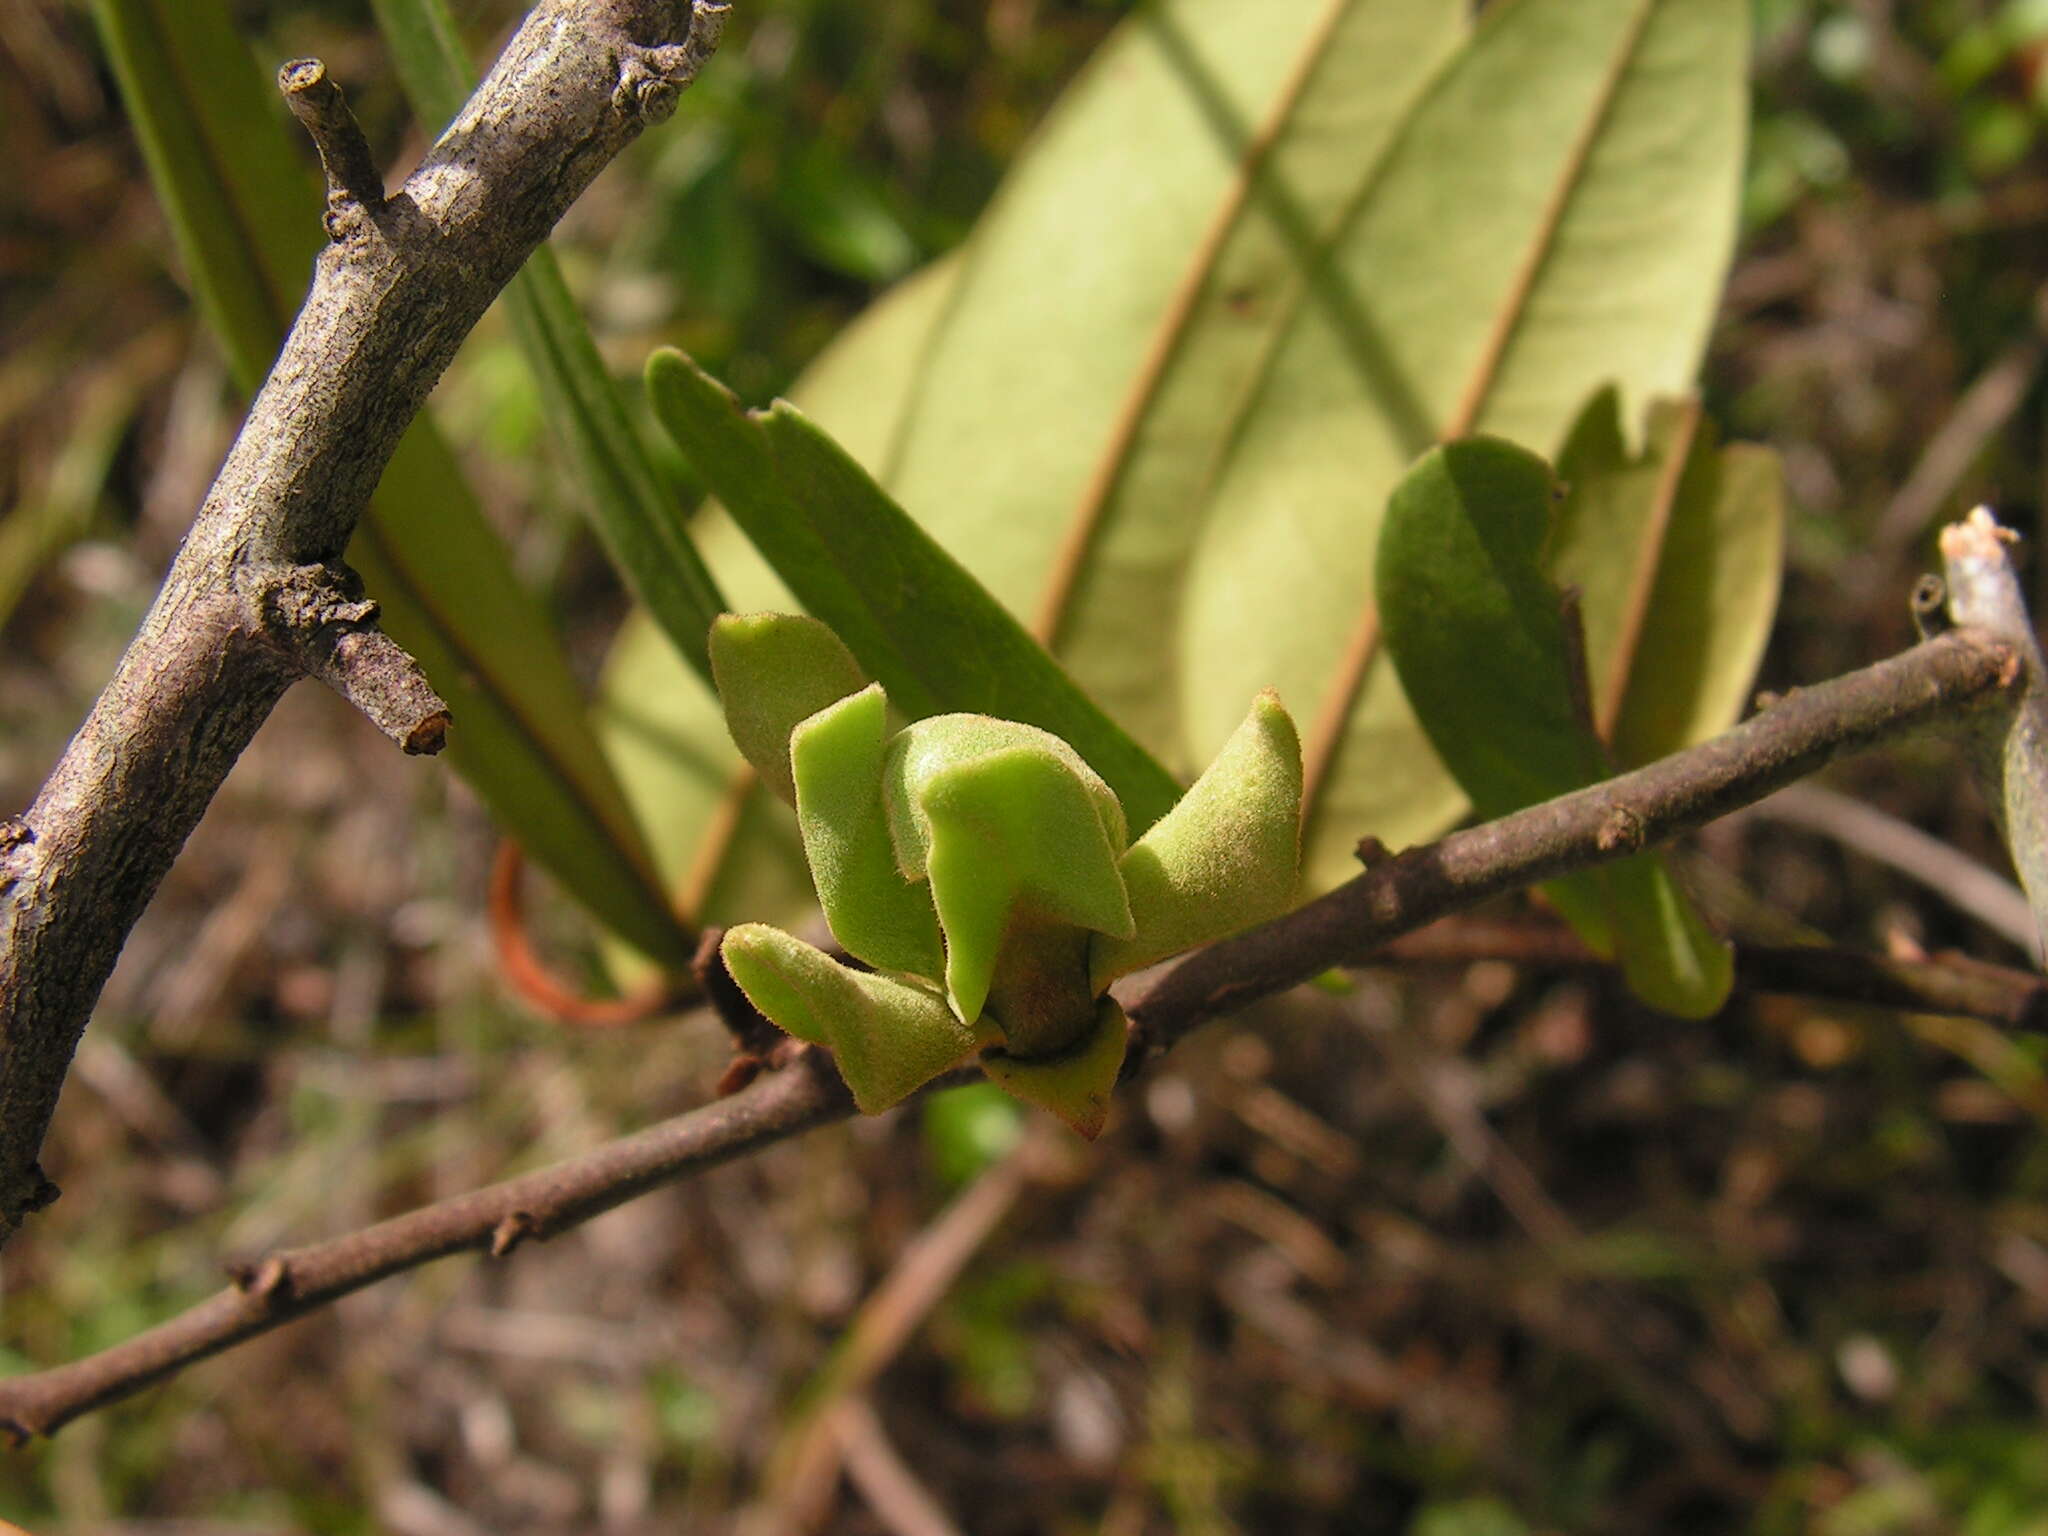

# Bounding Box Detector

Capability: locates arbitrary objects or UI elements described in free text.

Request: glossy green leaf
[1092,689,1303,990]
[1377,438,1731,1018]
[720,923,995,1115]
[1549,389,1786,768]
[369,0,730,679]
[789,685,946,981]
[91,0,691,965]
[709,611,869,805]
[645,349,1183,832]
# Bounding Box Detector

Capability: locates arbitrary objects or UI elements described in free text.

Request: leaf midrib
[1029,0,1359,650]
[1301,0,1666,816]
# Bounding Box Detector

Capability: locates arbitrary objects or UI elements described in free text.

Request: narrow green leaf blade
[645,349,1184,832]
[1377,439,1730,1017]
[91,0,691,964]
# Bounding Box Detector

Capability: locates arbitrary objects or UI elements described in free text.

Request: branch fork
[0,0,729,1249]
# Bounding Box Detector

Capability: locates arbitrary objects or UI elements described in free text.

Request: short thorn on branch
[278,59,384,233]
[489,1211,538,1259]
[226,1255,295,1305]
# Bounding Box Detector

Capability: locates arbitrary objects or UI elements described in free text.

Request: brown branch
[0,1050,858,1442]
[0,626,2026,1440]
[278,58,384,218]
[1128,627,2020,1047]
[265,561,450,754]
[0,0,730,1246]
[1378,917,2048,1032]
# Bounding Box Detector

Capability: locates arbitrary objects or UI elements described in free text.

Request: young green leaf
[788,684,946,981]
[645,350,1183,834]
[980,999,1130,1141]
[1377,438,1731,1018]
[720,924,996,1115]
[710,612,870,805]
[882,716,1134,1029]
[1093,690,1303,990]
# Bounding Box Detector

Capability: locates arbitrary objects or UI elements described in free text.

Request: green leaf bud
[1092,690,1302,989]
[789,684,946,978]
[883,715,1134,1027]
[720,923,996,1113]
[709,612,870,805]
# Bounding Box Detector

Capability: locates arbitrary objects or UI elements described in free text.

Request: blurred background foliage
[15,0,2048,1530]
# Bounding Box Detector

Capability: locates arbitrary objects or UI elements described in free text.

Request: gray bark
[0,0,729,1247]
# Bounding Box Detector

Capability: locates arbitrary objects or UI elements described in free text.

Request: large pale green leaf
[887,0,1468,755]
[368,0,728,680]
[597,0,1452,924]
[1377,439,1731,1018]
[602,0,1748,960]
[1176,0,1749,889]
[645,350,1184,833]
[90,0,691,965]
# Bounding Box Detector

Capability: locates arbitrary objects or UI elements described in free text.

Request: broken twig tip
[404,711,452,756]
[280,57,384,215]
